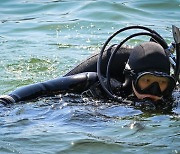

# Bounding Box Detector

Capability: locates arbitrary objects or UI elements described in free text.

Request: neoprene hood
[128,42,170,74]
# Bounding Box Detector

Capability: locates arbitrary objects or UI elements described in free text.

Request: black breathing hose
[97,25,168,102]
[106,32,169,95]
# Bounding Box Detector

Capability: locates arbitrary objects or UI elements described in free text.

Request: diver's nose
[149,82,161,95]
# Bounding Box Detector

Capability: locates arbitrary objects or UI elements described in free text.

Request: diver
[0,25,179,105]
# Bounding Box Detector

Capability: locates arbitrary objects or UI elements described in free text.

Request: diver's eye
[158,80,169,91]
[159,80,168,85]
[138,77,153,90]
[143,78,151,83]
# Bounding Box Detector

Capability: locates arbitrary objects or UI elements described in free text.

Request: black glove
[0,95,15,105]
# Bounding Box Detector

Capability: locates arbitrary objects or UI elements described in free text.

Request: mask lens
[137,74,169,92]
[134,72,176,97]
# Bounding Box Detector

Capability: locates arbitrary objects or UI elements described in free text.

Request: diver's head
[124,42,176,101]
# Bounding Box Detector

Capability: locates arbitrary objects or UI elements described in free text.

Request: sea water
[0,0,179,153]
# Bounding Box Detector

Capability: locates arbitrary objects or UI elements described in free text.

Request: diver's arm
[0,72,98,104]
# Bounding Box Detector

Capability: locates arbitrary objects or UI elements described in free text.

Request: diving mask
[133,71,176,97]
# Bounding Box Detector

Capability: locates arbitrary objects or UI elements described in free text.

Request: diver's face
[133,74,169,101]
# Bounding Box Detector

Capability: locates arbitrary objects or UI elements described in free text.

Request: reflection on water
[0,0,180,153]
[0,92,179,153]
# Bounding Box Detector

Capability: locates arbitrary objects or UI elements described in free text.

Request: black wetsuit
[0,45,132,104]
